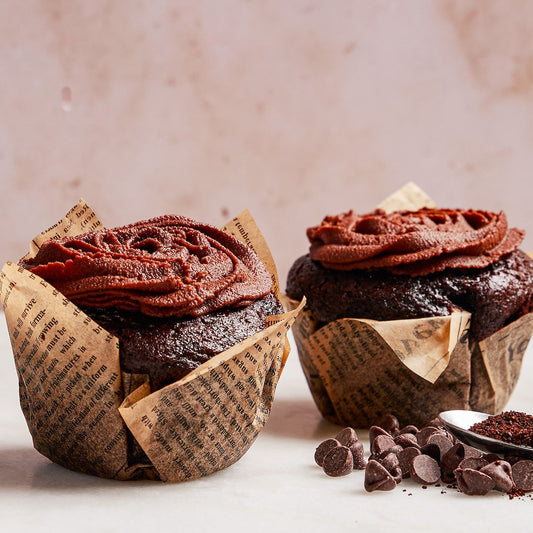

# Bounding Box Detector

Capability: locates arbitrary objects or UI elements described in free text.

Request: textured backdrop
[1,0,532,284]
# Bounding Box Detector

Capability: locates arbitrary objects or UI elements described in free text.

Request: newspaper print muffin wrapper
[0,200,304,481]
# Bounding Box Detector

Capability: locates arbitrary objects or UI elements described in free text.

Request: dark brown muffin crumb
[82,292,283,390]
[286,250,532,341]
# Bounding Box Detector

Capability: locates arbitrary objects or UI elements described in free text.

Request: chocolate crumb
[508,488,526,500]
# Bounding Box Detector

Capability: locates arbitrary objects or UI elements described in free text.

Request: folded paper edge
[476,313,533,412]
[284,296,471,383]
[356,312,469,384]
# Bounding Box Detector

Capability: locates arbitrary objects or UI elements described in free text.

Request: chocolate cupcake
[286,205,533,428]
[20,215,284,390]
[1,202,302,481]
[287,208,532,342]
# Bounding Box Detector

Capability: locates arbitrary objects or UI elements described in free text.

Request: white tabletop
[1,314,532,533]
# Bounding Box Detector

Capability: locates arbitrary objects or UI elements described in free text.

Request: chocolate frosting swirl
[21,215,273,317]
[307,208,525,275]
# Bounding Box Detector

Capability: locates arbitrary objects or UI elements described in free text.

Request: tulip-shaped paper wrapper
[0,201,304,481]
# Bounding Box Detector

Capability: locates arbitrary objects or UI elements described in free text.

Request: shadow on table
[263,397,371,445]
[0,447,140,491]
[0,401,366,490]
[263,397,341,441]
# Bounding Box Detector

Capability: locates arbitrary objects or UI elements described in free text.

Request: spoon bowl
[439,410,533,460]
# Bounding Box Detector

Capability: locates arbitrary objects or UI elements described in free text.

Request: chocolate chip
[463,443,484,459]
[426,433,454,461]
[379,451,402,483]
[480,460,513,493]
[322,445,353,477]
[416,426,440,447]
[350,439,367,470]
[371,434,396,455]
[504,453,524,465]
[420,443,441,464]
[397,447,421,479]
[411,454,441,485]
[373,444,403,461]
[427,417,445,428]
[314,438,341,467]
[379,414,400,436]
[334,427,366,469]
[335,427,358,448]
[440,443,482,484]
[455,468,496,495]
[511,460,533,492]
[399,424,419,435]
[483,453,501,464]
[364,459,397,492]
[394,433,419,449]
[369,425,390,444]
[458,457,489,471]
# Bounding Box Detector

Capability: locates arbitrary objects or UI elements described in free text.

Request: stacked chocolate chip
[314,427,366,476]
[314,414,533,497]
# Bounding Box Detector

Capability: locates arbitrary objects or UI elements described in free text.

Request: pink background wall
[2,0,532,285]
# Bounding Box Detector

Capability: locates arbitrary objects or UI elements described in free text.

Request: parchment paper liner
[285,182,533,428]
[0,201,304,481]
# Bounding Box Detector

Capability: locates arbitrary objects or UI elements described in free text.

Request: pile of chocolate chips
[314,414,533,497]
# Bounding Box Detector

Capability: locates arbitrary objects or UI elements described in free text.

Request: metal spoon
[439,410,533,460]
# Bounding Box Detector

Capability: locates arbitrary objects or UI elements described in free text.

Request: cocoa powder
[469,411,533,447]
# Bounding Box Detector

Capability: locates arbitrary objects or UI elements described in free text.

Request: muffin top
[20,215,272,317]
[307,208,524,276]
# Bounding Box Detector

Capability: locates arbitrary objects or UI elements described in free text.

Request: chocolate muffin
[286,208,532,341]
[20,215,283,390]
